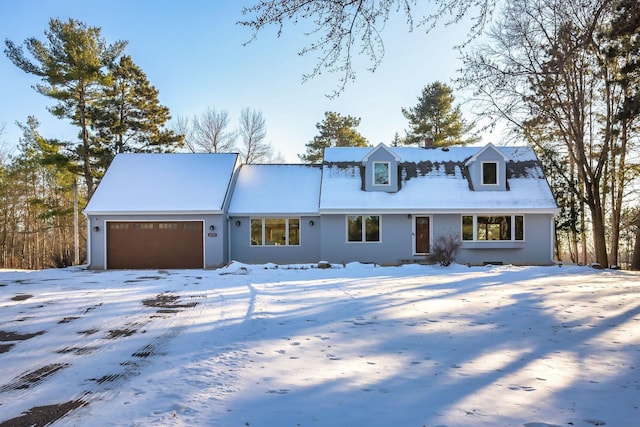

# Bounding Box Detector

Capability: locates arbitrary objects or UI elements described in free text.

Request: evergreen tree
[91,55,182,172]
[401,82,477,147]
[391,132,403,147]
[606,0,640,121]
[5,18,127,197]
[299,111,368,163]
[3,117,82,268]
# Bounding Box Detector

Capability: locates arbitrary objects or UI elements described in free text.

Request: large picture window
[373,162,390,185]
[462,215,524,241]
[347,215,380,242]
[251,218,300,246]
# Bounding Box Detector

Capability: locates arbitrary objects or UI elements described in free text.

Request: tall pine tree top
[401,81,477,147]
[299,111,368,163]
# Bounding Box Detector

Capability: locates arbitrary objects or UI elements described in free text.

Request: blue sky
[0,0,482,162]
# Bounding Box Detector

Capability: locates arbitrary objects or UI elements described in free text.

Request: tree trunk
[610,120,627,267]
[589,196,609,267]
[632,216,640,271]
[79,86,95,198]
[580,178,588,265]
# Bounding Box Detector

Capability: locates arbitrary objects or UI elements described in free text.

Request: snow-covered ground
[0,262,638,427]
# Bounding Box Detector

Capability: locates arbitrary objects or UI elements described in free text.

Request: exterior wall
[320,214,417,265]
[228,216,321,264]
[433,213,555,265]
[467,148,508,191]
[318,213,554,266]
[86,213,224,269]
[363,148,399,192]
[88,212,555,268]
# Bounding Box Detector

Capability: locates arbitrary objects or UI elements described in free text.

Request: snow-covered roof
[464,142,512,166]
[361,143,401,162]
[228,164,322,215]
[86,145,556,217]
[84,153,239,214]
[320,145,557,213]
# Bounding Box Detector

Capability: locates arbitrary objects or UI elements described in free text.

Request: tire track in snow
[0,282,206,426]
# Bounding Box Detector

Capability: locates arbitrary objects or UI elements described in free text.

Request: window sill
[462,241,525,249]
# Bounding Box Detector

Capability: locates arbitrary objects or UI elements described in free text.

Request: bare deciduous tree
[171,115,194,151]
[239,0,498,97]
[457,0,638,267]
[0,123,9,163]
[238,108,272,164]
[188,108,236,153]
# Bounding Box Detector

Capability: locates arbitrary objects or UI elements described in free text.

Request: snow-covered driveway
[1,263,638,426]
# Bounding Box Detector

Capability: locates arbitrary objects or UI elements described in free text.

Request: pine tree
[91,55,182,173]
[5,18,127,197]
[299,111,368,163]
[401,81,477,147]
[6,117,82,268]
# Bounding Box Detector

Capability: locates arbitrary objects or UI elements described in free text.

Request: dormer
[362,143,401,192]
[464,143,511,191]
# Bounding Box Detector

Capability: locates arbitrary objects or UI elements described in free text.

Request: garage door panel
[107,222,203,269]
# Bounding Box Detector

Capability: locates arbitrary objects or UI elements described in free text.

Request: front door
[415,216,430,254]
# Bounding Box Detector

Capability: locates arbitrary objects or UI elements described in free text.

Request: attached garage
[84,153,240,270]
[106,221,203,269]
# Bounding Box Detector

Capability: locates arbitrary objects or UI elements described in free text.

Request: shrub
[428,233,461,266]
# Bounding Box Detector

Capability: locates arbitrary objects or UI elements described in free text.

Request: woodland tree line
[1,0,639,269]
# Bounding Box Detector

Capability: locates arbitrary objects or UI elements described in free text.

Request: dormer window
[482,162,498,185]
[373,161,390,186]
[361,144,400,192]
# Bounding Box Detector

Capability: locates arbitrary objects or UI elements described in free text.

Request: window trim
[346,214,381,243]
[461,214,525,242]
[481,161,499,186]
[250,217,301,247]
[372,161,391,186]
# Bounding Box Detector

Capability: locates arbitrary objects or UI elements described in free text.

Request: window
[462,215,524,241]
[482,162,498,185]
[109,223,128,230]
[347,215,362,242]
[251,218,300,246]
[134,223,154,230]
[373,162,390,185]
[462,216,473,241]
[159,223,178,229]
[514,215,524,240]
[347,215,380,242]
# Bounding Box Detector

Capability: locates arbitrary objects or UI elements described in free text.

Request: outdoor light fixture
[235,220,241,227]
[209,225,215,231]
[93,226,100,232]
[309,220,315,226]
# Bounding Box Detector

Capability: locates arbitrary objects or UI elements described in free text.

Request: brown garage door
[107,221,203,269]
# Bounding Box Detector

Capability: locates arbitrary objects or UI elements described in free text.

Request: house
[84,143,558,269]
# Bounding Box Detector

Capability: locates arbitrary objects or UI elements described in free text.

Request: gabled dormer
[362,143,401,192]
[464,143,511,191]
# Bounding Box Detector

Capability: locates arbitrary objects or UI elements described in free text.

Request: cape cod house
[84,143,558,269]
